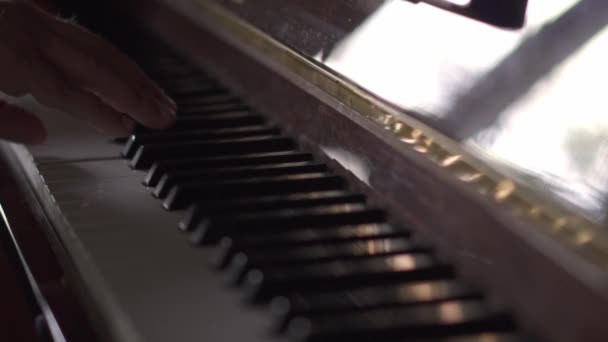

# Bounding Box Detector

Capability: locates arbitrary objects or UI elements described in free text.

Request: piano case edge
[0,142,144,342]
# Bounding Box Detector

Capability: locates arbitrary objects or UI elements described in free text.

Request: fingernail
[165,94,177,110]
[158,104,176,123]
[157,89,177,110]
[121,115,136,132]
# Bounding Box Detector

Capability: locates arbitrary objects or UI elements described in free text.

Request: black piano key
[134,112,267,134]
[112,137,129,144]
[192,204,386,245]
[231,237,422,268]
[211,223,408,267]
[144,151,313,187]
[168,84,220,97]
[172,112,266,129]
[171,87,230,101]
[164,173,345,210]
[149,68,204,82]
[166,84,226,101]
[175,93,240,108]
[153,162,327,198]
[170,88,229,103]
[169,85,226,98]
[148,67,211,81]
[178,102,250,116]
[123,125,280,158]
[214,223,406,253]
[271,280,480,332]
[244,253,453,301]
[163,77,218,94]
[144,63,200,78]
[286,300,515,342]
[180,190,365,232]
[130,136,296,169]
[226,236,426,284]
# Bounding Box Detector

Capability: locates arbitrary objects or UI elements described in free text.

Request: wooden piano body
[1,0,607,341]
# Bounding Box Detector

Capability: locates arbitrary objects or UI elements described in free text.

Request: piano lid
[212,0,608,226]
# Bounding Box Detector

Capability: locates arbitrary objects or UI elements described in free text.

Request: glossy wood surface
[212,0,608,225]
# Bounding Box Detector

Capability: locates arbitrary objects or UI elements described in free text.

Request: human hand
[27,0,54,11]
[0,1,176,144]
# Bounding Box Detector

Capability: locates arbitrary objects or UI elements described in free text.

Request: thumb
[0,100,47,144]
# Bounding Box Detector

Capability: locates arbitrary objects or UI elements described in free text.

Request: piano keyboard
[103,32,526,341]
[10,23,530,341]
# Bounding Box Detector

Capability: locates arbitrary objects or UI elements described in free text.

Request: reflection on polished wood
[216,0,608,227]
[192,0,608,270]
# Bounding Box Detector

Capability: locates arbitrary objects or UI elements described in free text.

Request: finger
[29,0,55,11]
[27,59,131,137]
[0,100,47,144]
[42,32,174,129]
[47,15,177,111]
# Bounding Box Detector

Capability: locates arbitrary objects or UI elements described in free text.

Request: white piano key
[30,157,279,342]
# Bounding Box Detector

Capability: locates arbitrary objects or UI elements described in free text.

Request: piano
[1,0,607,341]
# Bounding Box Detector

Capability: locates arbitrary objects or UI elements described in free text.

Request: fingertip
[86,107,130,137]
[158,103,177,126]
[121,115,136,132]
[161,92,177,111]
[147,84,177,113]
[139,101,176,130]
[95,120,131,138]
[167,96,177,110]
